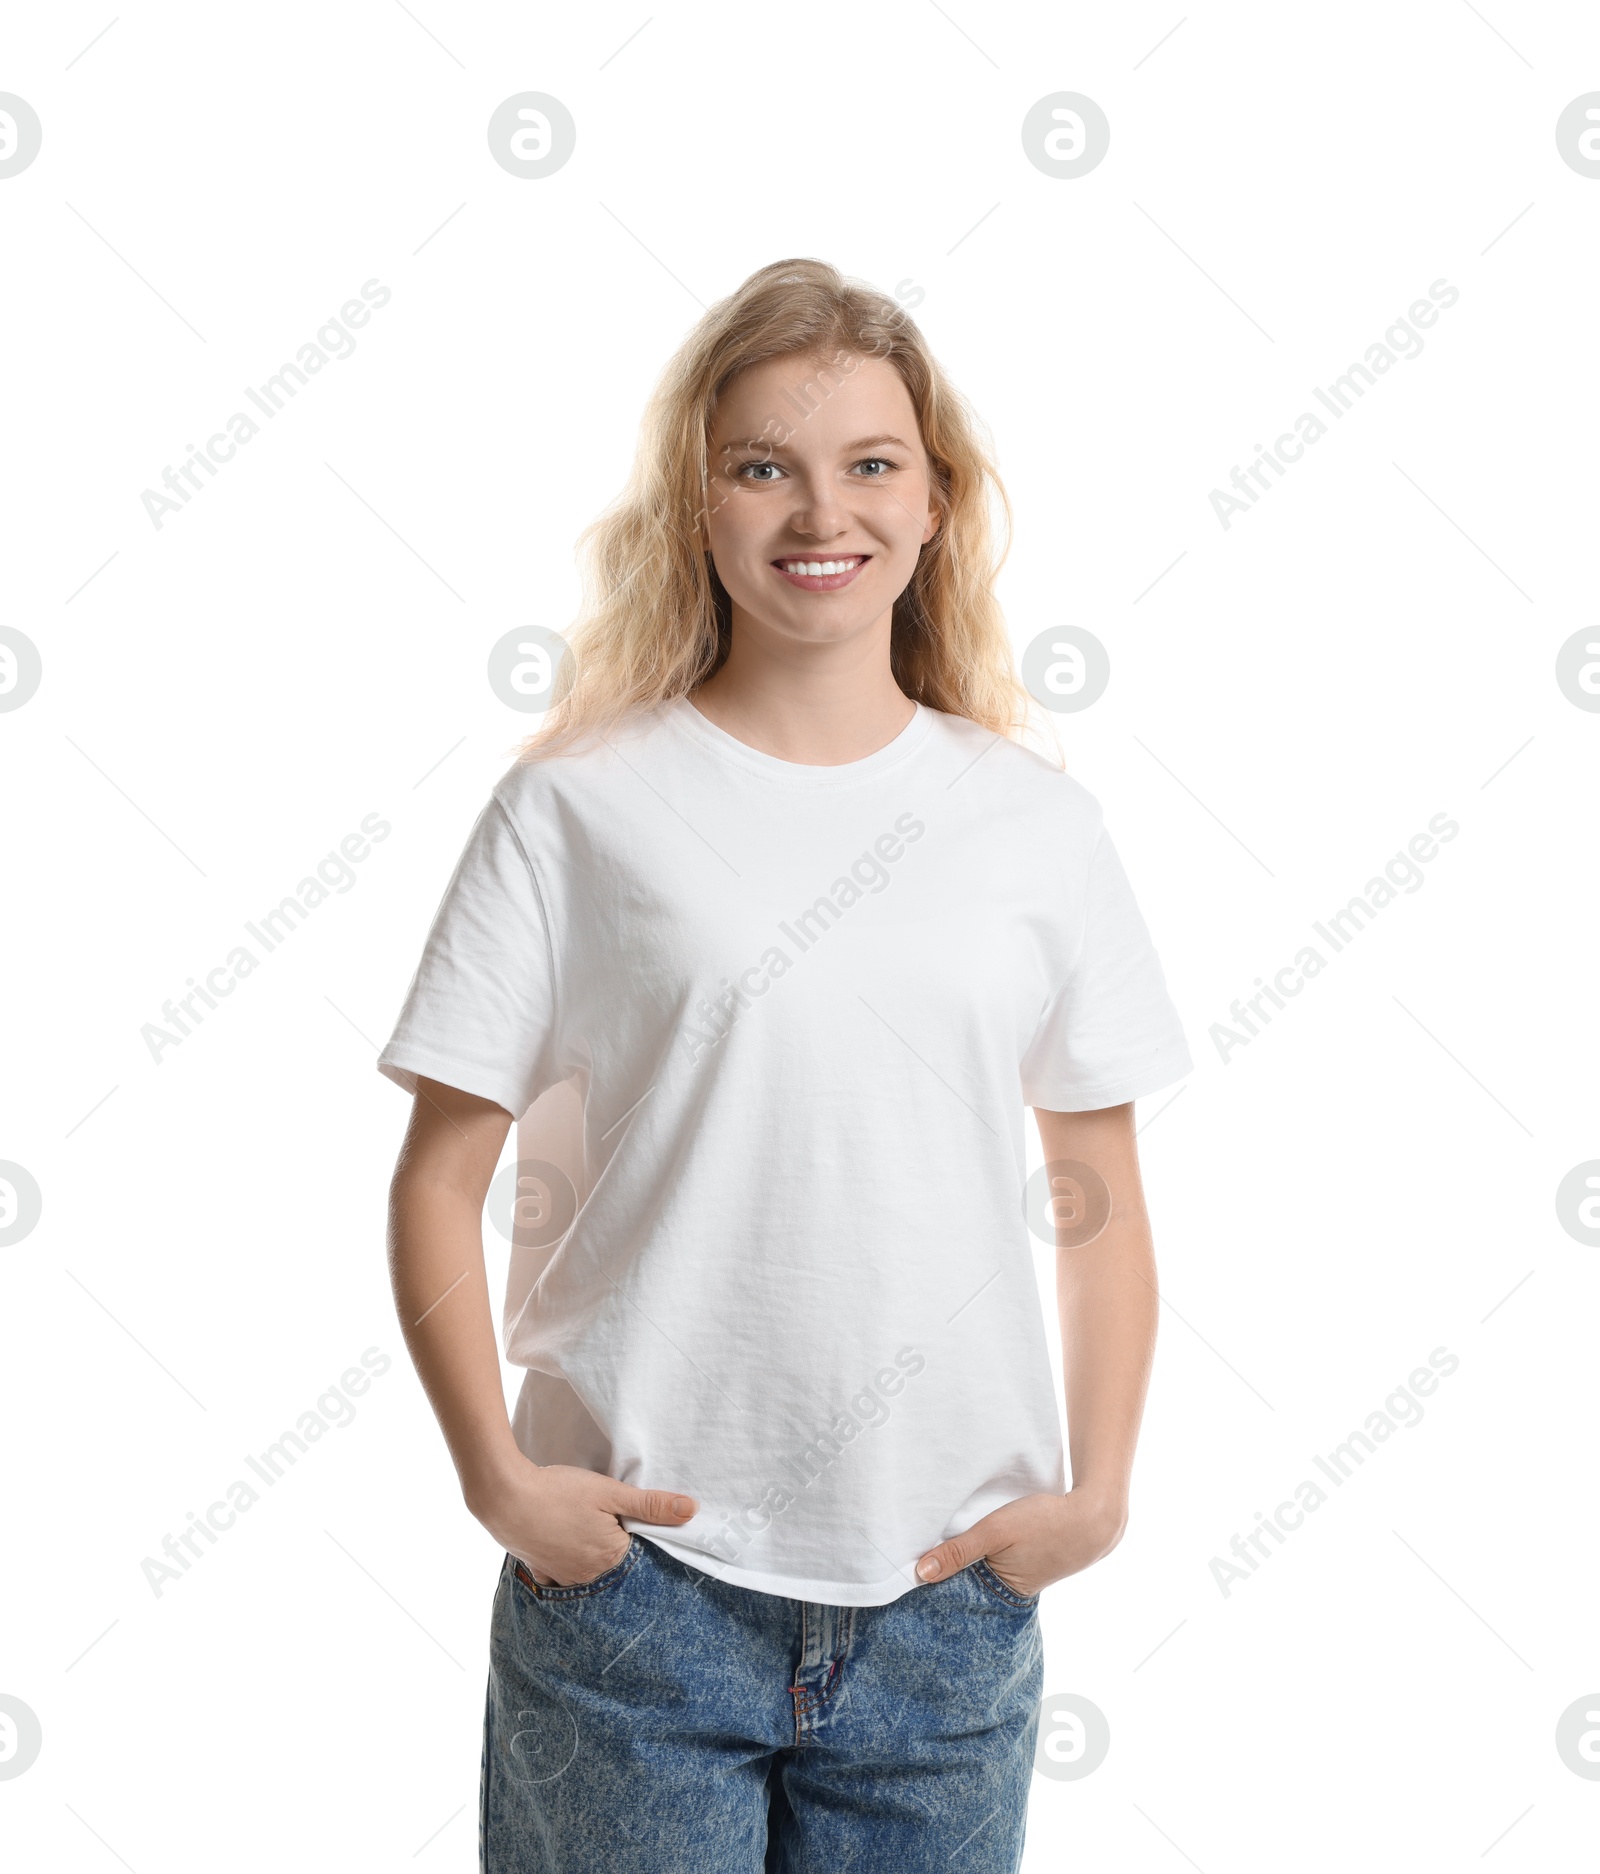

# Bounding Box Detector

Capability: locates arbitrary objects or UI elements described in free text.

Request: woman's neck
[687,618,915,766]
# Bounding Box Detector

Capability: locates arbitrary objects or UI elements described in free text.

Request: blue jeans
[481,1532,1044,1872]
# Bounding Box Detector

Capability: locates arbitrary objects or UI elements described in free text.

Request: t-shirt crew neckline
[666,693,933,785]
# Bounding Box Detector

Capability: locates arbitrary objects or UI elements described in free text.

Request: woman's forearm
[1056,1197,1158,1523]
[387,1080,523,1510]
[1037,1101,1159,1522]
[389,1174,524,1505]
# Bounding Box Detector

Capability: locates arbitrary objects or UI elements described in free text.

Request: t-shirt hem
[628,1527,924,1606]
[376,1046,531,1121]
[1023,1043,1194,1113]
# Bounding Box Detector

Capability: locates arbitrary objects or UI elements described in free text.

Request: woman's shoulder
[489,699,678,811]
[922,705,1104,827]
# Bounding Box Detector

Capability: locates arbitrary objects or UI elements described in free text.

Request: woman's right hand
[467,1457,699,1587]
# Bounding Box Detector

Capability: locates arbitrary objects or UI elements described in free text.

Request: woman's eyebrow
[716,430,913,455]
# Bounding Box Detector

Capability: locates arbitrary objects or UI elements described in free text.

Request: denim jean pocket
[509,1533,643,1601]
[968,1555,1040,1610]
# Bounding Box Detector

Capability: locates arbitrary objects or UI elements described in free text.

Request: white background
[2,2,1597,1867]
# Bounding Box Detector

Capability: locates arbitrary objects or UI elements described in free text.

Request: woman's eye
[733,456,896,482]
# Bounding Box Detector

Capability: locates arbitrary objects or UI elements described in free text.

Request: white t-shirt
[377,695,1192,1605]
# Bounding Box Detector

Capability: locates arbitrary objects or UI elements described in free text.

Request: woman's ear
[921,464,951,546]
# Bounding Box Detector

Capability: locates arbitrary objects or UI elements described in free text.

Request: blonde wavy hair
[517,256,1045,762]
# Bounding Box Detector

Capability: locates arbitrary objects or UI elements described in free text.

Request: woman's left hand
[914,1488,1127,1599]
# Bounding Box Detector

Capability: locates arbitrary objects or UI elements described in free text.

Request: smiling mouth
[771,555,870,591]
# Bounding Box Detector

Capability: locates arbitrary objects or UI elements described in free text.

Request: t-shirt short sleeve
[376,794,560,1120]
[1019,821,1193,1111]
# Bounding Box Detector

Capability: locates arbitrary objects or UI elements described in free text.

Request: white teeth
[782,557,860,576]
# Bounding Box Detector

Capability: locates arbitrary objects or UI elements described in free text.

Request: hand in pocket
[474,1459,698,1587]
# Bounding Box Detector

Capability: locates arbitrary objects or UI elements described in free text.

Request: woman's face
[701,351,940,649]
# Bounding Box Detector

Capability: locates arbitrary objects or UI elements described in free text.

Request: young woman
[379,257,1191,1873]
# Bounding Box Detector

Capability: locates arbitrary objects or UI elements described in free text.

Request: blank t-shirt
[377,695,1191,1604]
